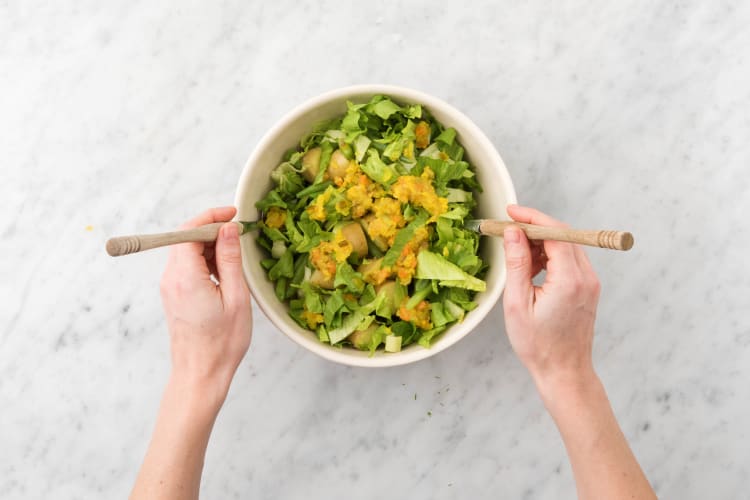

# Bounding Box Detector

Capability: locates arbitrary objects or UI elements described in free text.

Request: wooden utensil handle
[106,222,228,256]
[479,220,634,251]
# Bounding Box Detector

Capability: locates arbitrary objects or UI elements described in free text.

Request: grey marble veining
[2,1,749,498]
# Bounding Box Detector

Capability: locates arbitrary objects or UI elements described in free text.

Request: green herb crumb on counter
[252,95,486,354]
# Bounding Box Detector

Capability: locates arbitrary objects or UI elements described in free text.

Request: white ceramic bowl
[235,85,516,367]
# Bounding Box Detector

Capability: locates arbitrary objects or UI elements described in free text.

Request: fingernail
[504,227,520,244]
[222,222,239,240]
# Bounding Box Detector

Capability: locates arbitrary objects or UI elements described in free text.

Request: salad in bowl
[250,95,487,354]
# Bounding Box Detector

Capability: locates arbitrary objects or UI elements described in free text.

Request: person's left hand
[160,206,252,406]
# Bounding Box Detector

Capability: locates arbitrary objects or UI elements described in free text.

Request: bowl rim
[234,84,517,367]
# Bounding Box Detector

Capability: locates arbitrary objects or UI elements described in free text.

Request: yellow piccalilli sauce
[264,207,287,229]
[306,161,447,288]
[309,228,354,280]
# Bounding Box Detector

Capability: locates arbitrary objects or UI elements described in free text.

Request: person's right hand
[133,209,252,500]
[501,205,658,500]
[160,206,252,410]
[502,205,601,397]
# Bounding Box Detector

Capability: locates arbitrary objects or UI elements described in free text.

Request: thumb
[503,226,534,312]
[215,222,249,304]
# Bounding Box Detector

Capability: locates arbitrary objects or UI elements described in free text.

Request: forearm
[130,374,227,500]
[536,370,656,500]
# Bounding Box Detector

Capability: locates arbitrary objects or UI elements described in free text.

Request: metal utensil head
[463,219,483,233]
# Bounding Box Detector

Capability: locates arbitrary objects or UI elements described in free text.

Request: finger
[179,206,237,230]
[170,206,237,272]
[507,204,594,268]
[502,226,535,314]
[506,204,579,278]
[214,222,250,308]
[573,244,593,273]
[507,204,567,227]
[572,244,599,292]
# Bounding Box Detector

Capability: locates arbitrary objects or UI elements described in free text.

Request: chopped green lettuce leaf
[323,290,347,326]
[419,142,441,158]
[268,248,294,281]
[446,188,472,203]
[435,127,456,145]
[342,101,364,133]
[382,212,429,267]
[291,255,307,286]
[391,321,418,346]
[358,283,377,306]
[382,120,416,161]
[405,279,432,309]
[417,157,468,186]
[416,251,486,292]
[296,180,334,199]
[430,302,455,328]
[261,226,288,243]
[353,135,371,162]
[314,141,334,184]
[327,293,384,344]
[271,163,305,195]
[317,325,329,343]
[256,189,287,211]
[361,150,398,185]
[260,258,276,271]
[334,262,365,294]
[370,98,403,120]
[443,299,465,322]
[302,282,324,313]
[439,205,470,221]
[367,325,389,354]
[418,326,447,348]
[275,277,288,301]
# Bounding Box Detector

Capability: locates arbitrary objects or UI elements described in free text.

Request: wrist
[165,369,231,420]
[532,366,603,417]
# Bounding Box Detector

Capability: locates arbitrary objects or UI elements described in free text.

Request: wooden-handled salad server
[105,220,633,256]
[463,220,633,251]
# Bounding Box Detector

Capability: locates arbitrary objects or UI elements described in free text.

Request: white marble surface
[2,1,749,498]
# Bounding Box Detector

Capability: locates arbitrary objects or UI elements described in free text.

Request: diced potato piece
[371,235,389,252]
[358,257,384,277]
[375,280,396,294]
[327,149,350,180]
[360,215,389,251]
[348,325,377,350]
[340,222,368,258]
[375,280,404,317]
[358,257,391,285]
[301,147,322,183]
[309,269,334,289]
